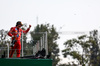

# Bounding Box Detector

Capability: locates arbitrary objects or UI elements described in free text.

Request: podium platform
[0,58,52,66]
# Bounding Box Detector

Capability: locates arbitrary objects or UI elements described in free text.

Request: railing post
[21,32,24,57]
[40,37,42,50]
[45,31,48,55]
[7,43,9,58]
[43,34,45,48]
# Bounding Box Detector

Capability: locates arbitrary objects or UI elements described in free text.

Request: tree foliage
[30,24,60,66]
[0,29,10,58]
[62,30,100,66]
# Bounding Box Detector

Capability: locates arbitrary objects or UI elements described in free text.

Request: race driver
[8,21,31,58]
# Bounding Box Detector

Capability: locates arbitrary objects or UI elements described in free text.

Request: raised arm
[22,25,31,34]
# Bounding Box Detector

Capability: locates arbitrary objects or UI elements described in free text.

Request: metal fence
[0,30,48,58]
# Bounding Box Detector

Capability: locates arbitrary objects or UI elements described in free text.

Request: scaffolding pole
[45,31,48,55]
[21,32,23,57]
[7,43,9,58]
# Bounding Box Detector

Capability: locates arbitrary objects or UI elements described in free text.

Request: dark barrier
[0,58,52,66]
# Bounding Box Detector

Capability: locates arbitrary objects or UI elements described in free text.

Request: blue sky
[0,0,100,64]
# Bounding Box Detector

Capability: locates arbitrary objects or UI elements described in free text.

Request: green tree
[89,30,100,66]
[62,30,100,66]
[30,24,60,66]
[0,29,10,58]
[0,29,8,46]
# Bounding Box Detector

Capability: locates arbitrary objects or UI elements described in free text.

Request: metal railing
[0,31,48,58]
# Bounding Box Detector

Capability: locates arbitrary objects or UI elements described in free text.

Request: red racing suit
[8,26,30,58]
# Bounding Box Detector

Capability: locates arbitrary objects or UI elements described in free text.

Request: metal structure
[0,30,91,58]
[32,31,48,56]
[0,30,48,58]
